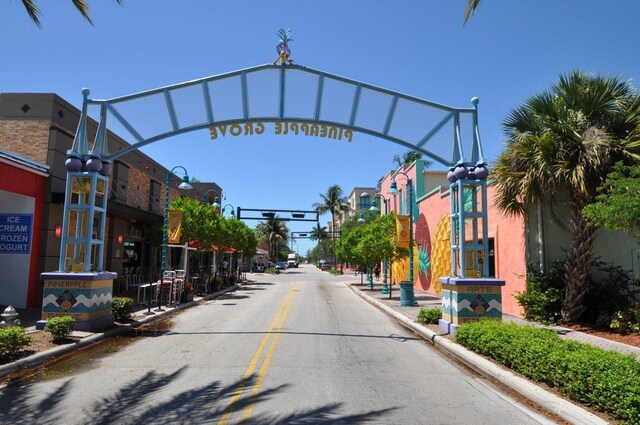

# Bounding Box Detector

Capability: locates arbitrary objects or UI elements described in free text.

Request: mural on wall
[430,214,451,296]
[415,213,431,291]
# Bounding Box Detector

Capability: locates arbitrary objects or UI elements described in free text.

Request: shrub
[515,261,565,324]
[44,316,75,341]
[583,261,636,324]
[265,268,280,274]
[328,268,343,275]
[417,308,442,324]
[455,320,640,423]
[516,259,637,326]
[0,326,33,359]
[112,297,134,322]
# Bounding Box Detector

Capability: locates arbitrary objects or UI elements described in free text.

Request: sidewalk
[349,280,640,361]
[0,285,240,378]
[348,280,640,425]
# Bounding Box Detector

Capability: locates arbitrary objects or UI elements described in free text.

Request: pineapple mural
[415,213,432,291]
[274,28,294,65]
[430,215,451,296]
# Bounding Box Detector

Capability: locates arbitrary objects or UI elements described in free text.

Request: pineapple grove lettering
[209,121,354,142]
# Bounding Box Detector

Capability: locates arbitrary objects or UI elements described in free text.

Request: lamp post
[146,165,193,315]
[222,204,236,218]
[369,198,391,296]
[387,172,417,306]
[201,190,221,210]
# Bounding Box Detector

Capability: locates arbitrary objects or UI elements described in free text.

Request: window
[359,194,371,210]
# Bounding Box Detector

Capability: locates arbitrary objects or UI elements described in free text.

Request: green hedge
[455,320,640,423]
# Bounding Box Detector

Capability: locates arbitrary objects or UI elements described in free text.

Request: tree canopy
[493,70,640,322]
[583,162,640,241]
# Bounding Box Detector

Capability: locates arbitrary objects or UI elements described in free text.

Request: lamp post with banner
[387,172,417,306]
[145,166,193,315]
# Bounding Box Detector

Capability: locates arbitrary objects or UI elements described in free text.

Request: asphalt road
[0,265,556,424]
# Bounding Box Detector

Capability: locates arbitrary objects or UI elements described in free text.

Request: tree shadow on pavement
[0,367,398,424]
[0,377,74,424]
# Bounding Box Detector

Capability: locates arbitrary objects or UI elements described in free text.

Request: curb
[347,283,607,425]
[0,285,239,379]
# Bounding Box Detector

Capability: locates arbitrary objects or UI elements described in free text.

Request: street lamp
[222,204,236,218]
[201,190,221,210]
[371,195,391,296]
[147,165,193,315]
[387,173,417,306]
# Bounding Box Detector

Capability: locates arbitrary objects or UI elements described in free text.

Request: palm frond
[71,0,93,25]
[21,0,42,27]
[463,0,481,25]
[277,28,293,43]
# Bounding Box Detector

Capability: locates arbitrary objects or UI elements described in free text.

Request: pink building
[379,160,526,317]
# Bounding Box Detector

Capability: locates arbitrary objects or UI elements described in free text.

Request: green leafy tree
[313,185,350,264]
[18,0,124,27]
[308,238,334,265]
[493,70,640,322]
[337,213,405,276]
[583,162,640,240]
[169,197,223,249]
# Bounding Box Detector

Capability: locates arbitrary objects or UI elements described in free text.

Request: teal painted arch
[74,64,486,167]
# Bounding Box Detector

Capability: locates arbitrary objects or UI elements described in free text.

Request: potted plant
[183,283,194,302]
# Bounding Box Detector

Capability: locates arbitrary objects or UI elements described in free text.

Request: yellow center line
[217,283,298,425]
[241,285,298,422]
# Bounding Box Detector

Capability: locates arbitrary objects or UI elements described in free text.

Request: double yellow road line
[218,283,299,424]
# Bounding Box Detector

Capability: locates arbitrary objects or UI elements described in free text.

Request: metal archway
[59,64,488,274]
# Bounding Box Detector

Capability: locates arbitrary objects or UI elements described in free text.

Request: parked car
[275,261,288,270]
[320,262,332,271]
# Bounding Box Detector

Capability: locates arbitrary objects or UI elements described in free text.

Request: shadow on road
[0,367,398,424]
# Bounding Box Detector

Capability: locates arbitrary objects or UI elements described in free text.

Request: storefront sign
[209,121,354,142]
[0,213,32,254]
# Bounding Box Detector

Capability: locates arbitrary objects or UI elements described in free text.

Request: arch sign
[57,62,489,277]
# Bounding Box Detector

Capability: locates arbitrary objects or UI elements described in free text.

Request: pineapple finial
[274,28,294,65]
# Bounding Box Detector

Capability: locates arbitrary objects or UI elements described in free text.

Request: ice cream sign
[0,214,32,254]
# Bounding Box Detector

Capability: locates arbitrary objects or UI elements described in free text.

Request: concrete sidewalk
[347,280,640,425]
[0,285,240,378]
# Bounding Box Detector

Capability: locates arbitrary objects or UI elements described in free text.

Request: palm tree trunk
[562,201,597,323]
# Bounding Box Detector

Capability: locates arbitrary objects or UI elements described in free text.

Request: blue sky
[2,1,639,256]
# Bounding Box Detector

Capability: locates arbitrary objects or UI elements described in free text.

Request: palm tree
[392,151,432,168]
[313,185,350,265]
[256,217,289,261]
[18,0,123,28]
[493,70,640,322]
[309,223,328,241]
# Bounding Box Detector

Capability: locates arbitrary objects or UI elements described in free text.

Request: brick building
[0,93,222,308]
